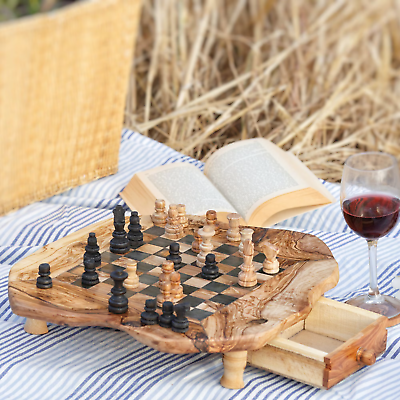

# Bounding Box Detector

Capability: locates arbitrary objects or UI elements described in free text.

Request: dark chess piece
[127,211,143,248]
[110,205,129,254]
[166,242,182,268]
[84,232,101,268]
[171,303,189,333]
[159,301,174,328]
[201,253,219,280]
[36,263,52,289]
[82,257,99,288]
[108,269,129,314]
[141,299,159,326]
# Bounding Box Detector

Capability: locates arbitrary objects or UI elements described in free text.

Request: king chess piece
[110,205,129,254]
[127,211,143,249]
[84,232,101,268]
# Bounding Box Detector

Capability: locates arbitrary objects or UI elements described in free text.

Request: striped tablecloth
[1,130,400,400]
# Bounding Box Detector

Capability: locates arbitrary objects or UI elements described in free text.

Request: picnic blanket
[1,130,400,400]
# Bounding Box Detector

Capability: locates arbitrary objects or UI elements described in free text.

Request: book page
[139,163,237,215]
[204,139,307,221]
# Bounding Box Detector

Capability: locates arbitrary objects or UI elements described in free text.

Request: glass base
[346,294,400,319]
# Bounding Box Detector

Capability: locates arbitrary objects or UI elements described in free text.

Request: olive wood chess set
[8,202,388,390]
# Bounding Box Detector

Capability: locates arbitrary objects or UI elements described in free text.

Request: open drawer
[247,297,388,389]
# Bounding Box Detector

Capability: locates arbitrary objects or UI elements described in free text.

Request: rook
[238,240,257,287]
[141,299,159,325]
[171,303,189,333]
[159,301,174,328]
[108,269,129,314]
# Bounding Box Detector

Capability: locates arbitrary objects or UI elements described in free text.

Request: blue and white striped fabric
[1,129,400,400]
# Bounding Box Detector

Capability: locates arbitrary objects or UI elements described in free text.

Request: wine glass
[341,152,400,318]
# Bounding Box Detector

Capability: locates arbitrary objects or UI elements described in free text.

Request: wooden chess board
[8,214,339,355]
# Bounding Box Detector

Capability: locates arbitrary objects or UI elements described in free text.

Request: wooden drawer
[247,297,388,389]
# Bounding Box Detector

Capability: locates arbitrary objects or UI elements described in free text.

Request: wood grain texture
[247,297,388,389]
[8,214,339,354]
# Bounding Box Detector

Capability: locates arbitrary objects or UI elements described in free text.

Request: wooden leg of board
[220,351,247,389]
[24,318,48,335]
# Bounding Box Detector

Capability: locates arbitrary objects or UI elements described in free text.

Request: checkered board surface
[56,225,279,323]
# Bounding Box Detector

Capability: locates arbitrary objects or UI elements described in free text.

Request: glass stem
[367,239,381,299]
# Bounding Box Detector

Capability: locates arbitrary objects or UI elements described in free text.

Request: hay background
[125,0,400,182]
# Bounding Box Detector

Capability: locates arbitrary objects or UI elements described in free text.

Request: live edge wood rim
[8,214,339,354]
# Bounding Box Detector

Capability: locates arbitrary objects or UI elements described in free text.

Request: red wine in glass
[342,194,400,240]
[341,151,400,319]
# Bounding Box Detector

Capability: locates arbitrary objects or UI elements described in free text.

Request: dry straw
[126,0,400,182]
[0,0,142,215]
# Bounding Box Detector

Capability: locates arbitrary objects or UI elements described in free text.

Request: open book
[120,138,336,227]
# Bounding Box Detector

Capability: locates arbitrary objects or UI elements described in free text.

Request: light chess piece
[261,240,279,274]
[177,204,188,228]
[157,281,172,307]
[206,210,219,234]
[197,225,215,267]
[158,260,175,287]
[124,260,139,290]
[239,228,253,257]
[165,204,184,240]
[191,228,202,254]
[238,239,257,287]
[227,213,241,242]
[151,199,167,226]
[170,271,184,302]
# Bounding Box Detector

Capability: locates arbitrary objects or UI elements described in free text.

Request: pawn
[124,260,139,290]
[110,205,129,254]
[159,301,174,328]
[201,253,219,280]
[108,269,129,314]
[170,271,184,302]
[157,281,172,307]
[261,241,280,274]
[206,210,219,234]
[171,303,189,333]
[36,263,52,289]
[82,257,99,288]
[141,298,159,326]
[191,228,202,254]
[165,205,184,240]
[166,242,182,268]
[177,204,188,228]
[227,213,241,242]
[127,211,144,248]
[151,199,167,226]
[84,232,101,268]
